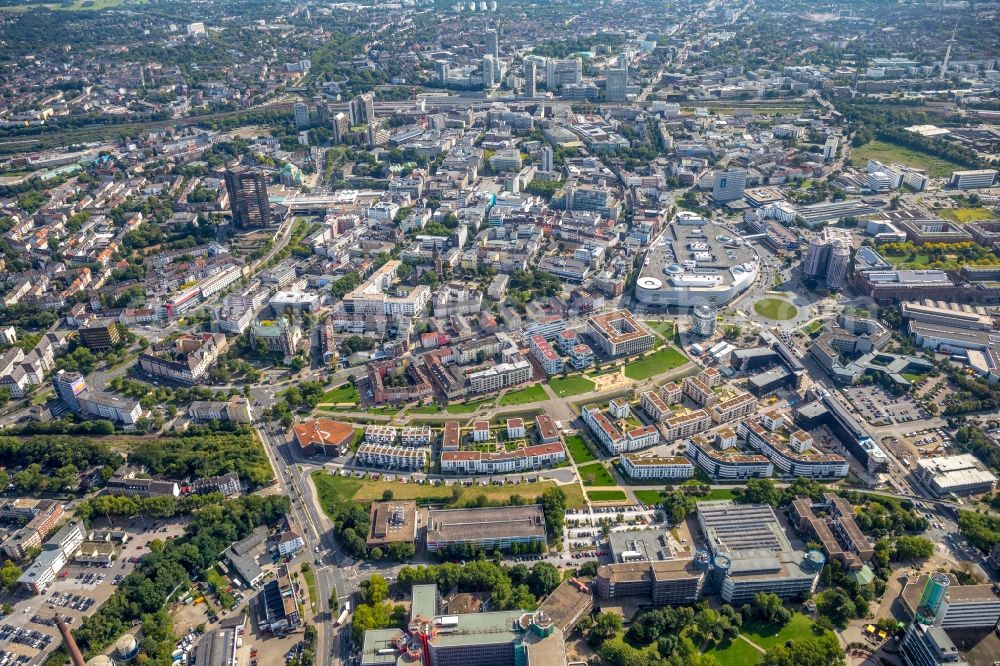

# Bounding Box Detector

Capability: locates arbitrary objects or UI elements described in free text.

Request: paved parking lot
[843,385,928,426]
[0,517,189,664]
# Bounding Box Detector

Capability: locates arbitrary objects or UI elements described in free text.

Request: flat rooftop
[367,501,418,547]
[426,505,546,544]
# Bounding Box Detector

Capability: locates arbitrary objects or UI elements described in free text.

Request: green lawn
[313,471,587,509]
[702,488,737,501]
[587,490,628,502]
[623,347,688,381]
[754,298,798,321]
[319,384,359,404]
[935,207,996,223]
[446,397,495,414]
[703,637,763,666]
[548,375,596,397]
[565,434,598,464]
[902,372,928,383]
[644,320,676,339]
[408,404,442,414]
[742,613,827,652]
[577,462,616,487]
[849,139,965,178]
[301,566,317,612]
[800,320,824,337]
[634,490,664,505]
[498,384,547,406]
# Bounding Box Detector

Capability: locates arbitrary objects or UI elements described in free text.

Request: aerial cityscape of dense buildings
[0,0,999,665]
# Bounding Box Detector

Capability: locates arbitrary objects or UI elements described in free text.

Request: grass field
[634,490,664,505]
[623,347,688,381]
[703,637,763,666]
[301,566,317,612]
[849,140,965,178]
[319,384,359,404]
[407,404,442,414]
[936,207,996,223]
[446,397,495,414]
[644,320,676,339]
[754,298,798,321]
[565,434,598,464]
[498,384,547,406]
[702,488,737,501]
[800,320,824,337]
[548,375,596,397]
[312,471,587,509]
[577,462,616,487]
[588,490,628,502]
[742,613,826,651]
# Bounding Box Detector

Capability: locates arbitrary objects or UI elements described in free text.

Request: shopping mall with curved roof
[635,212,760,309]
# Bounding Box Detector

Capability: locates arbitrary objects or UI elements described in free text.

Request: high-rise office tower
[331,112,349,144]
[540,145,553,173]
[224,167,273,229]
[348,93,375,127]
[52,370,86,413]
[485,28,499,58]
[710,168,747,203]
[294,102,310,130]
[545,58,582,89]
[825,241,851,290]
[436,60,450,86]
[606,67,627,101]
[316,103,330,129]
[482,55,496,88]
[525,61,536,97]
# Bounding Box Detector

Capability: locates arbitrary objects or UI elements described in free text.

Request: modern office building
[425,505,546,552]
[803,227,853,290]
[545,57,582,89]
[697,501,822,603]
[901,572,1000,640]
[361,583,567,666]
[586,309,653,357]
[343,260,432,316]
[711,169,747,203]
[52,369,86,412]
[900,622,969,666]
[485,28,499,57]
[794,391,888,473]
[594,560,705,606]
[525,61,537,97]
[540,145,553,172]
[366,500,418,549]
[348,93,376,127]
[224,167,272,229]
[948,169,996,189]
[294,102,310,129]
[605,67,627,102]
[789,494,873,571]
[692,303,717,336]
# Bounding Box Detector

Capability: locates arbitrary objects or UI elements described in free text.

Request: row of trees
[69,495,290,661]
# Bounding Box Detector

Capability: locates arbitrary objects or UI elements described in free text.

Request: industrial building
[366,501,418,549]
[915,454,997,497]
